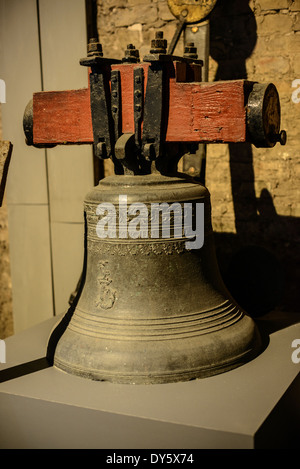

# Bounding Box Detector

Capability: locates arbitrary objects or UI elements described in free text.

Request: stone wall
[97,0,180,60]
[205,0,300,314]
[0,104,14,339]
[0,198,13,339]
[96,0,300,314]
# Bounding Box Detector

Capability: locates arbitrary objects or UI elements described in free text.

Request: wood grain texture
[32,62,249,146]
[33,89,92,145]
[168,80,247,143]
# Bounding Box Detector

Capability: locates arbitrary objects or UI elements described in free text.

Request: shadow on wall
[208,0,300,317]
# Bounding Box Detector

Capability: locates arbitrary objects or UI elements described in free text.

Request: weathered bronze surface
[54,174,262,384]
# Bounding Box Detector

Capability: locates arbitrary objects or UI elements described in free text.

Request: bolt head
[150,31,167,54]
[87,38,103,57]
[123,44,140,63]
[184,42,198,59]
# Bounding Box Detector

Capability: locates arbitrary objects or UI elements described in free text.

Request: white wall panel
[0,0,93,329]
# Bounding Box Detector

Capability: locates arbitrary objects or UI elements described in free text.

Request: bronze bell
[22,30,288,385]
[53,173,262,384]
[40,34,291,385]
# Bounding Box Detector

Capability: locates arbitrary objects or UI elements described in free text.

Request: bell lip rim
[53,343,261,385]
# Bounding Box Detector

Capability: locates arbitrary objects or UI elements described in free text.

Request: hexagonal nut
[150,38,167,53]
[184,42,198,58]
[88,38,103,57]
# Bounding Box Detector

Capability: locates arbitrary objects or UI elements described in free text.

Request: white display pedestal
[0,312,299,449]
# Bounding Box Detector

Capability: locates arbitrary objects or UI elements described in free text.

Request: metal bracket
[134,67,144,150]
[142,58,166,162]
[115,133,138,175]
[80,48,122,160]
[114,69,144,176]
[182,20,210,182]
[111,69,121,143]
[88,68,112,159]
[81,38,204,174]
[168,16,186,55]
[142,53,202,165]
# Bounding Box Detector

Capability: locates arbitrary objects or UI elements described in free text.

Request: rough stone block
[258,12,293,35]
[290,0,300,11]
[258,0,289,10]
[158,2,174,21]
[114,5,158,27]
[255,55,290,77]
[293,13,300,30]
[292,53,300,73]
